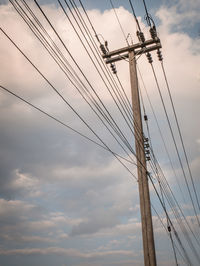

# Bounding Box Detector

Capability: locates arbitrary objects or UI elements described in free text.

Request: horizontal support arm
[103,38,160,59]
[105,43,162,64]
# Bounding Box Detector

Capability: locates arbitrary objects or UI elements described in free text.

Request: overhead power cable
[137,65,187,205]
[142,0,151,27]
[151,204,181,266]
[76,0,154,167]
[160,60,200,214]
[8,0,150,185]
[77,0,140,132]
[148,174,193,265]
[148,146,200,255]
[10,0,137,163]
[145,110,200,250]
[128,0,141,32]
[33,0,151,176]
[138,74,200,258]
[58,0,136,143]
[77,0,137,130]
[32,0,140,158]
[150,62,200,228]
[0,27,138,181]
[109,0,129,45]
[0,84,135,166]
[70,0,133,121]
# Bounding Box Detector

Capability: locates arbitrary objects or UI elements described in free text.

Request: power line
[76,0,142,141]
[161,60,200,215]
[137,65,187,206]
[109,0,129,45]
[150,62,200,228]
[0,84,136,166]
[8,0,150,183]
[138,75,200,259]
[70,0,134,123]
[0,27,138,181]
[148,150,200,258]
[151,204,181,266]
[76,0,149,150]
[148,173,193,265]
[141,0,151,27]
[128,0,141,32]
[58,0,136,142]
[10,0,137,163]
[33,0,139,158]
[38,0,153,177]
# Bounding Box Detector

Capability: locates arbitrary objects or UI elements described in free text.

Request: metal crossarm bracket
[102,38,161,64]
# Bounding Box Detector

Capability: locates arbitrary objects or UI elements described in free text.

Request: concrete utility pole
[103,38,161,266]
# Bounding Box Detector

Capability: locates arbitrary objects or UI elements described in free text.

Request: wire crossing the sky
[0,27,138,181]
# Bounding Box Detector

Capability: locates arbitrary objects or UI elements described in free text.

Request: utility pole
[102,37,161,266]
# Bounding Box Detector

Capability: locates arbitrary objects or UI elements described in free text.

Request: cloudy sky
[0,0,200,265]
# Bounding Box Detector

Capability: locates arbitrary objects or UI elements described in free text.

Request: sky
[0,0,200,265]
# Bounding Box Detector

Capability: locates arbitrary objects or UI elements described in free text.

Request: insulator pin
[144,114,148,121]
[168,226,171,232]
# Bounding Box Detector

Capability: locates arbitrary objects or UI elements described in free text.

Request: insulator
[144,114,148,121]
[144,137,149,143]
[146,156,151,161]
[110,63,117,74]
[168,226,171,232]
[145,150,150,155]
[157,49,163,61]
[145,143,150,148]
[146,52,153,64]
[150,26,157,39]
[100,44,107,55]
[137,31,145,43]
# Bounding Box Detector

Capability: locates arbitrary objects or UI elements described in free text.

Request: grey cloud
[70,213,119,236]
